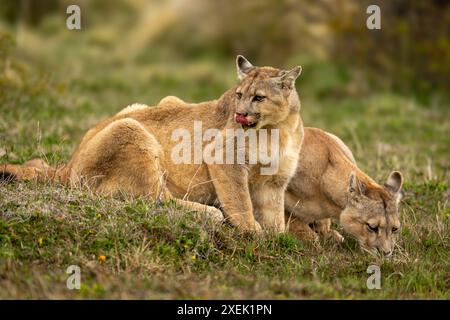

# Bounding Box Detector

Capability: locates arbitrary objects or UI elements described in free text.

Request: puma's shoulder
[324,132,356,164]
[291,127,358,205]
[158,96,186,107]
[116,103,149,116]
[158,95,221,110]
[116,96,187,117]
[302,127,355,167]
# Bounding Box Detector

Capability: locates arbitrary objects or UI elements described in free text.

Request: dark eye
[236,92,242,99]
[252,95,265,102]
[392,227,399,233]
[366,224,378,233]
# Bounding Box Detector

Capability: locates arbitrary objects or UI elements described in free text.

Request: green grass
[0,27,449,299]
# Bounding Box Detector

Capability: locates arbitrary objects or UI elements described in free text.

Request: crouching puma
[0,56,304,233]
[285,127,403,255]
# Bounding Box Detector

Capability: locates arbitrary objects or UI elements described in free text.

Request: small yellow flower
[96,214,102,219]
[191,255,196,260]
[98,255,106,263]
[37,238,43,246]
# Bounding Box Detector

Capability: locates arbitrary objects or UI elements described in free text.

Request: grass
[0,26,449,299]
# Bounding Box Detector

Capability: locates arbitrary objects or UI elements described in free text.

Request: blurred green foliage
[1,0,449,96]
[331,0,450,95]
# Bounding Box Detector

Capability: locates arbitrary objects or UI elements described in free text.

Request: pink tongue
[235,114,250,126]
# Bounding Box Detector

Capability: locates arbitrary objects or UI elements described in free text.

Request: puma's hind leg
[284,192,318,241]
[284,192,344,243]
[285,213,319,241]
[67,118,223,222]
[310,219,345,243]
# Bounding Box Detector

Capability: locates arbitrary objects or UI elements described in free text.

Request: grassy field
[0,27,449,299]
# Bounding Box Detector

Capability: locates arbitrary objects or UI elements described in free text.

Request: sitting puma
[285,127,403,255]
[0,56,304,233]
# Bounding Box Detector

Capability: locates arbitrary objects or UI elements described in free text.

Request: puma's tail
[0,159,67,184]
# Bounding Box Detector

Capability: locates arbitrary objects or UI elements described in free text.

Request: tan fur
[285,127,403,254]
[158,96,188,107]
[1,57,303,234]
[115,103,149,116]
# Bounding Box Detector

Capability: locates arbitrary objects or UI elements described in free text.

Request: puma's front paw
[253,220,263,233]
[330,230,345,243]
[208,207,225,223]
[240,219,262,234]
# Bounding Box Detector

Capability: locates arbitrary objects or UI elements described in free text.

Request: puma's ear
[385,171,403,194]
[278,66,302,90]
[236,55,254,80]
[348,171,365,197]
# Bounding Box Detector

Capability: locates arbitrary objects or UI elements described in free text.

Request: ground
[0,28,449,299]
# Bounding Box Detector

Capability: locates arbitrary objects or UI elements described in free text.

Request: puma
[285,127,403,255]
[0,56,304,234]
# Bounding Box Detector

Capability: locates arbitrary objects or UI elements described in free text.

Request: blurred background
[0,0,449,182]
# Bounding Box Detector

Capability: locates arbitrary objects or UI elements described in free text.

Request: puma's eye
[252,95,265,102]
[236,92,242,99]
[392,227,399,233]
[366,224,378,233]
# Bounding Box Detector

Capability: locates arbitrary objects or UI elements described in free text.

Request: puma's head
[233,55,302,129]
[340,171,404,255]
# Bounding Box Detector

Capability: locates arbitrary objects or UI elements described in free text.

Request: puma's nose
[377,247,393,257]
